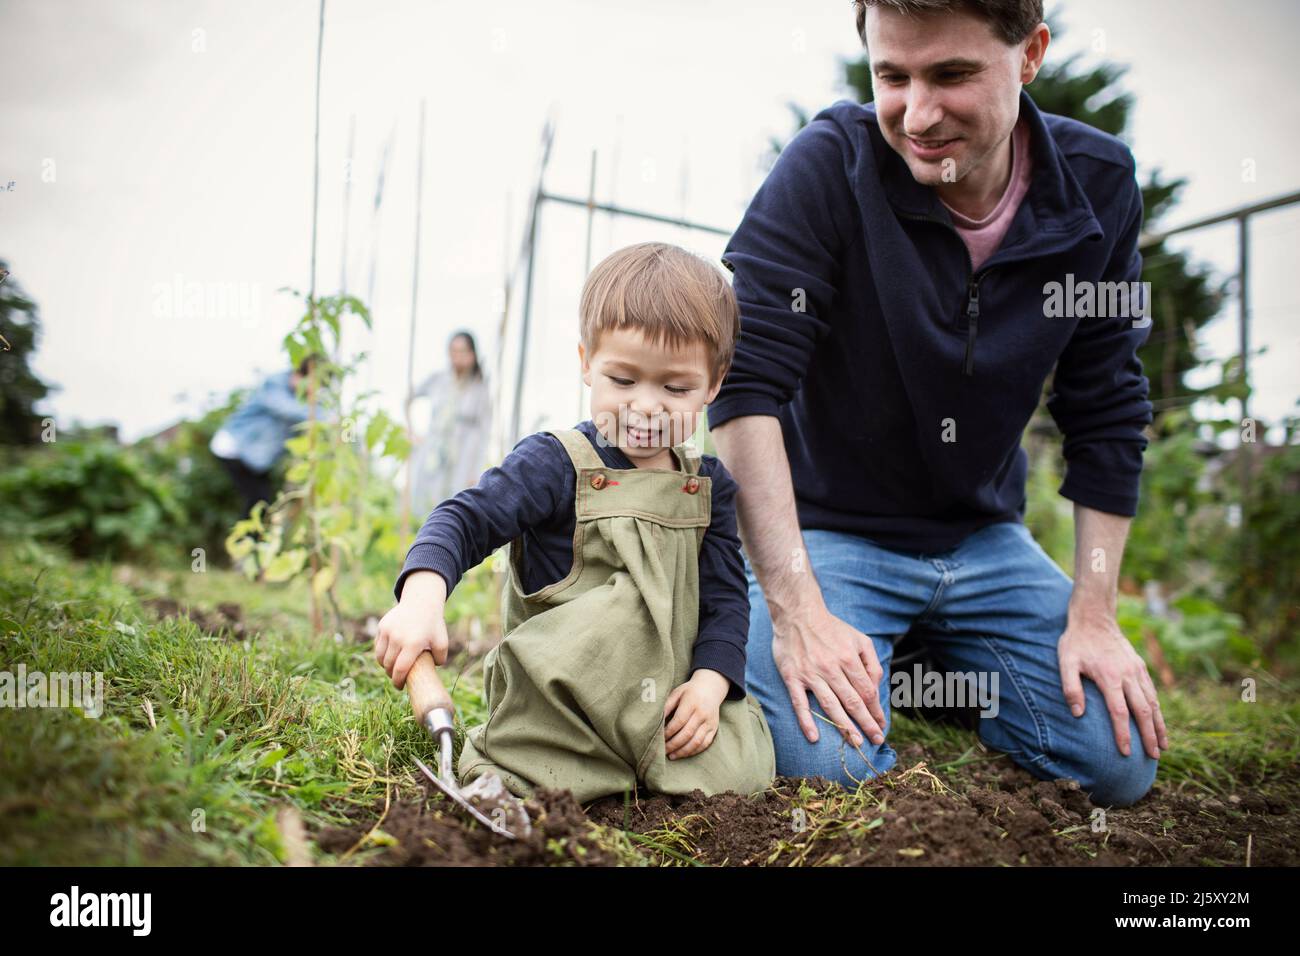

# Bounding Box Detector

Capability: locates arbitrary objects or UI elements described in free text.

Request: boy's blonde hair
[579,242,740,389]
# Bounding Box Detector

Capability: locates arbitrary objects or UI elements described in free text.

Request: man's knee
[1072,744,1158,808]
[983,692,1159,807]
[1016,718,1158,808]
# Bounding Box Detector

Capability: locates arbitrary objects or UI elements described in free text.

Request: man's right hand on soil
[376,571,450,691]
[772,602,887,749]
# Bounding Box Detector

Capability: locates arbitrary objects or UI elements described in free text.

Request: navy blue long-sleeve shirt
[709,89,1153,552]
[395,419,750,701]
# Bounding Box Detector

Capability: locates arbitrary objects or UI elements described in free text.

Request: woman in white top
[407,330,492,518]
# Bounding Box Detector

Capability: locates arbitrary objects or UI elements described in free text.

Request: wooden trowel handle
[407,650,454,726]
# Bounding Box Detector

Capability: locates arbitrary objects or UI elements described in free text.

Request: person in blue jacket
[708,0,1167,806]
[209,355,320,518]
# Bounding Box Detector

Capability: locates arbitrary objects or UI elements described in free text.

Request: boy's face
[579,325,722,468]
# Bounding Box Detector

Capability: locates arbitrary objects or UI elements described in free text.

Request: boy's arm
[689,456,750,703]
[394,432,568,602]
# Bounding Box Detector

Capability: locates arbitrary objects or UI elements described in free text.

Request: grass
[0,537,488,865]
[1,535,1295,865]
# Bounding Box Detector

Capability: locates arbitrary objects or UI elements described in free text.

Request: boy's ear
[705,366,728,405]
[579,341,591,386]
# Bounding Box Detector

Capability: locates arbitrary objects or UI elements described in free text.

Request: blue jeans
[743,521,1158,807]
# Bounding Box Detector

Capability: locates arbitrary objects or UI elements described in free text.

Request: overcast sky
[2,0,1297,454]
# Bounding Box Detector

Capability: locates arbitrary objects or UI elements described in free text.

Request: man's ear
[1020,22,1050,84]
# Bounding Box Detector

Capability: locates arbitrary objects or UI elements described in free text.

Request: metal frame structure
[501,127,732,448]
[1139,189,1300,510]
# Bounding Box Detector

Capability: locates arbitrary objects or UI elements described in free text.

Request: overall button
[683,477,700,494]
[590,473,607,490]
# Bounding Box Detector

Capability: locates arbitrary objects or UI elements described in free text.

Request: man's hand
[772,601,886,749]
[710,415,887,751]
[663,669,730,759]
[374,570,450,690]
[1058,608,1167,759]
[1060,503,1168,760]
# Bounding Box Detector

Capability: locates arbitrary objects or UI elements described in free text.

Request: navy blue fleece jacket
[709,89,1153,552]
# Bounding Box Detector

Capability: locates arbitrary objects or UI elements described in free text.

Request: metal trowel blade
[412,756,532,840]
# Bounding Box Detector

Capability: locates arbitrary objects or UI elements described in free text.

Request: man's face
[865,5,1045,190]
[579,325,721,468]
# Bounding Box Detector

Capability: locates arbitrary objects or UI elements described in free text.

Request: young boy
[375,241,776,804]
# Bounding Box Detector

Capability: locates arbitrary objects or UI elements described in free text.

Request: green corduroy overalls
[458,427,777,804]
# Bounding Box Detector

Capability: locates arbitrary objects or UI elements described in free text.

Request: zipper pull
[963,279,980,376]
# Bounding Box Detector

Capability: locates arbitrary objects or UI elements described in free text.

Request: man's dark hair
[852,0,1044,47]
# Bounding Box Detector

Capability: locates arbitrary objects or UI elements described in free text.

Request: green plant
[1117,593,1254,681]
[1122,409,1216,586]
[133,395,250,566]
[0,439,185,562]
[1022,435,1074,574]
[225,291,410,636]
[1223,417,1300,664]
[0,260,55,446]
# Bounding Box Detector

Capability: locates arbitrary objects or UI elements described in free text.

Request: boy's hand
[375,571,450,690]
[663,669,731,759]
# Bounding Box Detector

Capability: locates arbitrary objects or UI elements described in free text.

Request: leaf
[316,459,336,493]
[262,548,308,583]
[285,334,306,368]
[383,429,412,461]
[312,565,336,599]
[284,435,312,457]
[365,414,387,452]
[320,307,341,343]
[303,326,325,359]
[225,522,259,560]
[256,747,289,770]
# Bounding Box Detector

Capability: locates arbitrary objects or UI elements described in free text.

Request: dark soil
[142,596,248,639]
[315,784,622,866]
[142,596,386,645]
[314,741,1300,866]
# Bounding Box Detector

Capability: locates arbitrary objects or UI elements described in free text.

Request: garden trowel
[406,651,532,840]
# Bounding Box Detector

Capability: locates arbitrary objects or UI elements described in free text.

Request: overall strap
[673,440,703,476]
[547,428,606,473]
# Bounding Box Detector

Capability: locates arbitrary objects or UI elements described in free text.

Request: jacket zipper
[896,209,988,377]
[963,275,980,376]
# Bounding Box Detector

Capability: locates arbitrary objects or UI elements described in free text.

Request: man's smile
[906,135,961,159]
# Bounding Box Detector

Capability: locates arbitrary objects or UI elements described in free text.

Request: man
[708,0,1167,806]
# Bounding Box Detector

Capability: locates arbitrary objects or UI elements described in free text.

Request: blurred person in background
[406,329,492,518]
[209,354,322,519]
